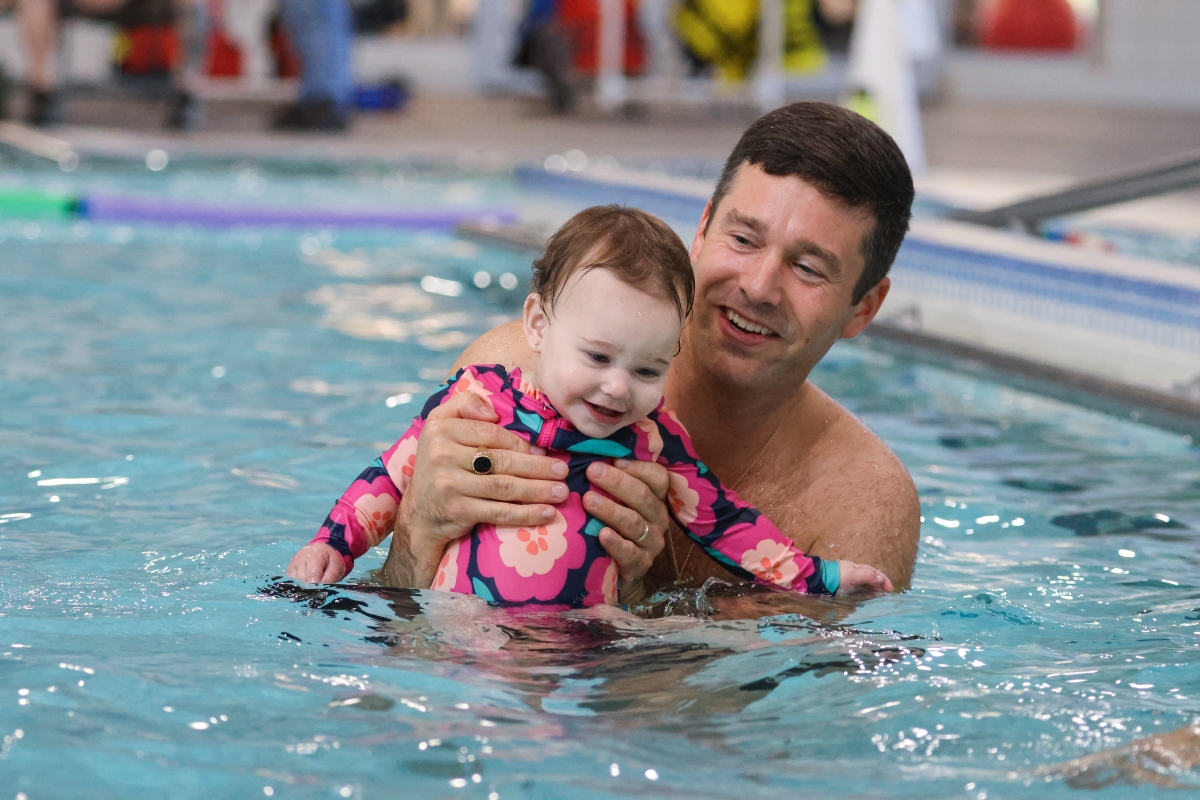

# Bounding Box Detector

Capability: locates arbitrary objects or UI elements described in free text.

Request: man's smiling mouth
[725,308,777,337]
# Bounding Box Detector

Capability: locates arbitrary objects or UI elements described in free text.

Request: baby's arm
[287,366,510,583]
[290,442,417,582]
[650,410,890,596]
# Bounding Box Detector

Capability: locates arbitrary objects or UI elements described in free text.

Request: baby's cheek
[630,384,666,420]
[542,360,594,407]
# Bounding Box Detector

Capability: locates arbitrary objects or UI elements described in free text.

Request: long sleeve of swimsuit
[306,417,422,578]
[647,407,839,595]
[307,365,531,577]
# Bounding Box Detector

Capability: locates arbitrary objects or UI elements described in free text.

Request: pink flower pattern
[431,538,465,593]
[384,433,420,494]
[741,538,802,588]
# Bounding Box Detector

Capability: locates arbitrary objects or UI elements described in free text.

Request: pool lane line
[78,193,517,229]
[0,187,516,230]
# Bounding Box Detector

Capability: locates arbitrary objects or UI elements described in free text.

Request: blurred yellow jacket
[674,0,827,83]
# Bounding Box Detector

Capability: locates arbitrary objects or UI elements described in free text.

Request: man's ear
[690,199,714,264]
[523,293,548,353]
[839,276,890,340]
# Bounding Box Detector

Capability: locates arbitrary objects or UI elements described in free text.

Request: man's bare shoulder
[789,382,921,589]
[451,320,535,374]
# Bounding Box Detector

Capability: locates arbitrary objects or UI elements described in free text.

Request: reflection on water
[1,164,1198,797]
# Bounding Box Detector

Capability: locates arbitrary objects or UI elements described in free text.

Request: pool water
[1,160,1198,799]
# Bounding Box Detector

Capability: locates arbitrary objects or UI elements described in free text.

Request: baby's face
[524,267,683,438]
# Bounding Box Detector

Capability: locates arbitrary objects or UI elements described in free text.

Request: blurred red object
[558,0,646,76]
[116,25,180,75]
[204,30,242,77]
[979,0,1078,51]
[202,0,242,78]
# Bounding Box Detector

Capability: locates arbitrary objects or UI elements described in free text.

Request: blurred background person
[273,0,355,131]
[512,0,646,115]
[14,0,201,127]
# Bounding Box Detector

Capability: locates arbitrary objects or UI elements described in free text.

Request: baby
[287,205,891,607]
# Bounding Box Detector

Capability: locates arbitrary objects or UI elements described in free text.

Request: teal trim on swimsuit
[566,439,633,457]
[583,517,604,537]
[821,560,840,595]
[515,408,544,433]
[471,578,496,604]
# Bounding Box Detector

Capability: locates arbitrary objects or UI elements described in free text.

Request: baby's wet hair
[530,205,695,321]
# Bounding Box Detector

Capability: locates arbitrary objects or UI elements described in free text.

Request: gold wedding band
[471,450,494,475]
[635,521,650,543]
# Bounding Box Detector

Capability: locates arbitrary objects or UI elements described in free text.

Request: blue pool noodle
[77,193,516,229]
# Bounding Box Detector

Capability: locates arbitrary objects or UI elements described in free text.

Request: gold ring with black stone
[471,450,494,475]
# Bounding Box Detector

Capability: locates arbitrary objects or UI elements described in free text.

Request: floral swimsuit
[309,364,839,608]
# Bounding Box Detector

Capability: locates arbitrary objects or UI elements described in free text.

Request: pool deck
[32,92,1200,210]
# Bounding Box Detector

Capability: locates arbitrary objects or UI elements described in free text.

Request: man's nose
[739,251,783,306]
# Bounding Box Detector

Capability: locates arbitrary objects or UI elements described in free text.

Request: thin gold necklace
[668,406,790,582]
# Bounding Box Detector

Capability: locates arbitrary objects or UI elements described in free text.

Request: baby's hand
[836,560,894,595]
[286,543,346,584]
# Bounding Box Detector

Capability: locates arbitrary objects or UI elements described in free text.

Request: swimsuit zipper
[536,416,559,449]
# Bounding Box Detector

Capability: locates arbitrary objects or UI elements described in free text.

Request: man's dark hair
[532,205,695,321]
[707,102,914,304]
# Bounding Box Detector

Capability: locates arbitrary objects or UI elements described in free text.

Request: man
[310,102,922,600]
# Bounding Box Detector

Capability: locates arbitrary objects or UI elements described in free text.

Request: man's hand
[584,458,670,603]
[836,560,894,595]
[380,389,570,588]
[286,542,346,584]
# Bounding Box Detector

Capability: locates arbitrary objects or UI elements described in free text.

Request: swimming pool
[1,157,1198,798]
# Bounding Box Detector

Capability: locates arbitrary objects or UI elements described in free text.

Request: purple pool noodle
[79,193,516,229]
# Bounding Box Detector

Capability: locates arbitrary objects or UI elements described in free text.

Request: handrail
[950,149,1200,233]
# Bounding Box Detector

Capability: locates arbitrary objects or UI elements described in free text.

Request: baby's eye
[634,368,660,379]
[587,352,611,365]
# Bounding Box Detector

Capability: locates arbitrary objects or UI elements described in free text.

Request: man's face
[686,163,887,391]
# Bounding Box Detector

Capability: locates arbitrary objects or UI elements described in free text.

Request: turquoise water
[2,160,1199,799]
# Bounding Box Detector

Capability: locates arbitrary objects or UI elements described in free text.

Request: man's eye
[588,352,610,364]
[733,234,752,246]
[795,262,822,278]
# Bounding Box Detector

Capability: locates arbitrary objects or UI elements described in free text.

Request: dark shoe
[165,90,202,130]
[27,88,60,127]
[271,98,348,132]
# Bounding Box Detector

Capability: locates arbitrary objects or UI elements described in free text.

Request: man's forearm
[379,522,441,589]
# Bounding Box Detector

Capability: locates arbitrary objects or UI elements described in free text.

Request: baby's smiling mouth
[583,399,625,424]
